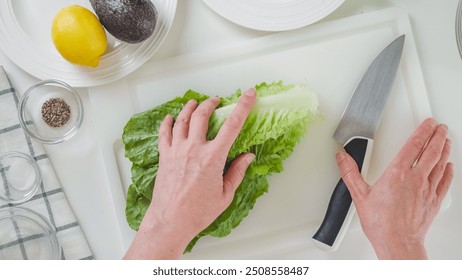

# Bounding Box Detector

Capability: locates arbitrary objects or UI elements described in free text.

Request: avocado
[90,0,157,44]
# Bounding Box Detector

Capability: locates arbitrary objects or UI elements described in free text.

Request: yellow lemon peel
[52,5,107,67]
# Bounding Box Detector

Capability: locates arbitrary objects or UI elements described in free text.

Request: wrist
[372,240,428,260]
[143,220,190,256]
[124,207,194,259]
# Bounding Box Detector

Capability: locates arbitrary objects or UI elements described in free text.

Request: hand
[336,118,454,259]
[124,89,257,259]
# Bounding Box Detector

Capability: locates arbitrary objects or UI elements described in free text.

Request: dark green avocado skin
[90,0,157,44]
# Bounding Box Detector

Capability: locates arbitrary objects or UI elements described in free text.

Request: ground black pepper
[41,98,71,127]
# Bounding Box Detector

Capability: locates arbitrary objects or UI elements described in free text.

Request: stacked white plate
[203,0,345,31]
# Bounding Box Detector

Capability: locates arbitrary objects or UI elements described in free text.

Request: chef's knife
[312,35,405,251]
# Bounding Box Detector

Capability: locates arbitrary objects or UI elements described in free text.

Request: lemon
[52,5,107,67]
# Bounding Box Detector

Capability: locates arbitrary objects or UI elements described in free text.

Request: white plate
[0,0,177,87]
[203,0,344,31]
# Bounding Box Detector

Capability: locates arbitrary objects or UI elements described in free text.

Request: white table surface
[1,0,461,259]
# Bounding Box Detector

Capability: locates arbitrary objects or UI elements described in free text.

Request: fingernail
[187,99,197,105]
[439,124,448,132]
[245,88,256,97]
[336,151,345,162]
[246,153,255,164]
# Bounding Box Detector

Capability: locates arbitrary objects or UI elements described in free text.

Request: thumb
[336,151,369,201]
[223,153,255,197]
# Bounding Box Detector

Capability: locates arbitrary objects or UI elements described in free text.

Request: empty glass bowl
[0,151,41,204]
[0,207,61,260]
[18,79,84,144]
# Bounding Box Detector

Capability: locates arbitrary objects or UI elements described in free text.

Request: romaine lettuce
[122,81,320,252]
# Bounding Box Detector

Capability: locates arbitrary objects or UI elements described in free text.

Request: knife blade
[312,35,405,251]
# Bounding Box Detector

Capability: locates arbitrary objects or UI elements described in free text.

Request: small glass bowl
[0,151,41,204]
[0,207,61,260]
[18,79,84,144]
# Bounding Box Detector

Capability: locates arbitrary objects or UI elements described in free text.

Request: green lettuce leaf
[122,81,320,253]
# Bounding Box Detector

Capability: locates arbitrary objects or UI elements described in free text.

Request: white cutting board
[89,8,433,259]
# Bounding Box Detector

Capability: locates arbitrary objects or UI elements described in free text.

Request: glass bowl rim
[17,79,84,144]
[0,206,61,260]
[0,151,41,204]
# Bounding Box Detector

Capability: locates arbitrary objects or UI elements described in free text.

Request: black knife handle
[312,137,368,249]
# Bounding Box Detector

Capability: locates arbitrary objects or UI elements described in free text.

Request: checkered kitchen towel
[0,66,93,260]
